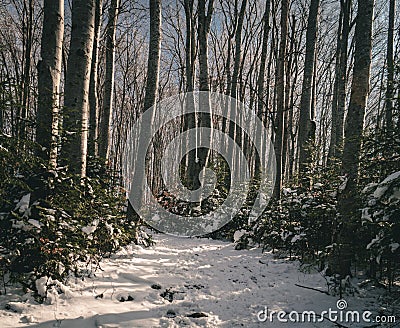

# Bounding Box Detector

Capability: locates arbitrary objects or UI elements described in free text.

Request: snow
[373,171,400,199]
[82,219,99,235]
[28,219,42,229]
[389,243,399,252]
[14,193,31,217]
[35,277,49,298]
[366,235,380,250]
[380,171,400,184]
[0,234,389,327]
[233,229,246,242]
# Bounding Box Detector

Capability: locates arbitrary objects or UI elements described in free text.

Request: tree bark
[128,0,162,216]
[298,0,320,178]
[254,0,271,176]
[144,0,162,112]
[329,0,351,160]
[273,0,290,200]
[336,0,374,278]
[256,0,271,121]
[36,0,64,167]
[61,0,96,177]
[88,0,103,158]
[189,0,213,190]
[385,0,395,130]
[99,0,120,161]
[19,0,34,140]
[184,0,198,188]
[230,0,247,100]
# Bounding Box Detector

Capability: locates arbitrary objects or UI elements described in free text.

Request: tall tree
[188,0,214,190]
[336,0,374,278]
[144,0,162,111]
[230,0,247,100]
[298,0,320,178]
[228,0,247,165]
[256,0,271,121]
[385,0,395,130]
[61,0,96,177]
[273,0,290,199]
[19,0,34,140]
[88,0,103,158]
[36,0,64,167]
[99,0,120,160]
[198,0,214,93]
[184,0,197,188]
[255,0,271,176]
[328,0,351,160]
[128,0,161,214]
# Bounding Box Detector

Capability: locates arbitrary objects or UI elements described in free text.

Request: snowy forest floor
[0,234,397,327]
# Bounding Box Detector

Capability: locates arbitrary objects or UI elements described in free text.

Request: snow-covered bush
[245,163,339,272]
[0,135,144,298]
[362,171,400,286]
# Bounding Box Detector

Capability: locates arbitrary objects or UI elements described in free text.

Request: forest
[0,0,399,326]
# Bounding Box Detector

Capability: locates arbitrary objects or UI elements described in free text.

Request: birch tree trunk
[336,0,374,278]
[99,0,120,160]
[88,0,103,158]
[61,0,96,177]
[36,0,64,167]
[298,0,320,178]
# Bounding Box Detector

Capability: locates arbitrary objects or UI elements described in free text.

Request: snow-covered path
[0,234,384,327]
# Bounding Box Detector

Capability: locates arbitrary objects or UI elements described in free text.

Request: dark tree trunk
[336,0,374,278]
[273,0,290,200]
[298,0,320,178]
[329,0,351,160]
[385,0,395,130]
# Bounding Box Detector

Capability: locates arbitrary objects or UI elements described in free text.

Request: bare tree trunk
[189,0,213,190]
[283,14,297,180]
[20,0,34,140]
[230,0,247,100]
[336,0,374,278]
[184,0,198,188]
[88,0,103,158]
[227,0,246,178]
[99,0,119,160]
[128,0,162,217]
[144,0,162,112]
[36,0,64,167]
[257,0,271,120]
[329,0,351,160]
[385,0,395,130]
[298,0,320,178]
[254,0,271,176]
[61,0,96,177]
[273,0,289,199]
